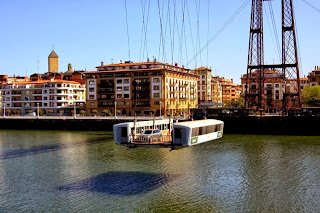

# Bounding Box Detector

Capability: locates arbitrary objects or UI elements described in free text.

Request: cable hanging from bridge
[206,0,211,68]
[124,0,131,61]
[139,0,151,61]
[267,1,282,63]
[300,0,320,14]
[186,0,250,67]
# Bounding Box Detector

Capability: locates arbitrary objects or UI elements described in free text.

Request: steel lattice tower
[245,0,264,110]
[282,0,301,109]
[245,0,301,110]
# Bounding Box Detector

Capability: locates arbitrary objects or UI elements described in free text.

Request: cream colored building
[0,79,85,115]
[193,67,213,103]
[211,78,223,103]
[85,61,198,116]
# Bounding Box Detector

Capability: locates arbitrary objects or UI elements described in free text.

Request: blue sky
[0,0,319,84]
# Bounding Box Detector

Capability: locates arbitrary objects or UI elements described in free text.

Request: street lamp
[73,103,76,118]
[37,103,39,118]
[114,101,117,118]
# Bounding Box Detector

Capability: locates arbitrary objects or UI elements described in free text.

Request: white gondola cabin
[172,119,224,147]
[113,119,223,148]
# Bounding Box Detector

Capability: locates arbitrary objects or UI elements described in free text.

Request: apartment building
[215,77,241,103]
[241,70,285,111]
[84,61,198,116]
[193,67,212,103]
[308,66,320,86]
[0,79,85,115]
[211,78,223,104]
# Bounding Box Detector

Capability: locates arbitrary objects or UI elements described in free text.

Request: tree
[224,97,245,108]
[102,109,111,116]
[302,85,320,107]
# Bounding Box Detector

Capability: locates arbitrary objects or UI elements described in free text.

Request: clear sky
[0,0,319,84]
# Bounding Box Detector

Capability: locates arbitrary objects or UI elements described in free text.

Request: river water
[0,130,319,212]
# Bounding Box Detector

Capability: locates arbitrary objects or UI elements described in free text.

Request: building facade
[84,61,198,116]
[216,77,241,103]
[241,70,285,111]
[211,78,223,103]
[0,80,85,115]
[308,66,320,86]
[193,67,213,103]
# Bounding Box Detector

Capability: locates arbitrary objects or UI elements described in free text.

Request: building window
[89,80,95,85]
[89,102,95,106]
[154,101,160,105]
[275,84,279,88]
[153,85,160,90]
[89,88,95,92]
[117,87,122,91]
[153,78,160,83]
[89,95,95,99]
[124,79,129,84]
[44,97,47,100]
[117,79,123,84]
[154,93,160,98]
[124,86,129,91]
[117,94,122,98]
[124,94,129,98]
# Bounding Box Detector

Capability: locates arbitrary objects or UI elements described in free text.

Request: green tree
[102,109,111,116]
[224,97,245,108]
[302,85,320,106]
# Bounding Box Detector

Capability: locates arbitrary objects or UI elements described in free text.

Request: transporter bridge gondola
[113,119,224,149]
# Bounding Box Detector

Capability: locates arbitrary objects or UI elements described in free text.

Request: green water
[0,130,319,212]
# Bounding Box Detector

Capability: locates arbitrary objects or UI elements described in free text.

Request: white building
[0,79,85,115]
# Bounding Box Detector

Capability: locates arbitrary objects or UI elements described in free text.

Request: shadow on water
[57,172,178,196]
[0,136,113,160]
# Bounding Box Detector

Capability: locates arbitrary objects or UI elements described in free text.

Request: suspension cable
[268,1,281,63]
[186,0,250,67]
[124,0,131,60]
[300,0,320,14]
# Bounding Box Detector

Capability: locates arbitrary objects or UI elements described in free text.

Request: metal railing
[129,134,172,143]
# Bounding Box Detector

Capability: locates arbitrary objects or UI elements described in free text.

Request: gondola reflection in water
[113,119,224,149]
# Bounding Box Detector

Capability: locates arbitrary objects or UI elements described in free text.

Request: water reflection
[0,131,319,212]
[57,172,178,196]
[0,135,113,160]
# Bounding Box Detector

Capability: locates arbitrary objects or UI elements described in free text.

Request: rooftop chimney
[101,61,104,66]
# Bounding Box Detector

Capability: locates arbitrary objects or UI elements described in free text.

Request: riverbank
[0,115,318,135]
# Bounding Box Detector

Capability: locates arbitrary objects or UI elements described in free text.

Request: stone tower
[48,50,59,73]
